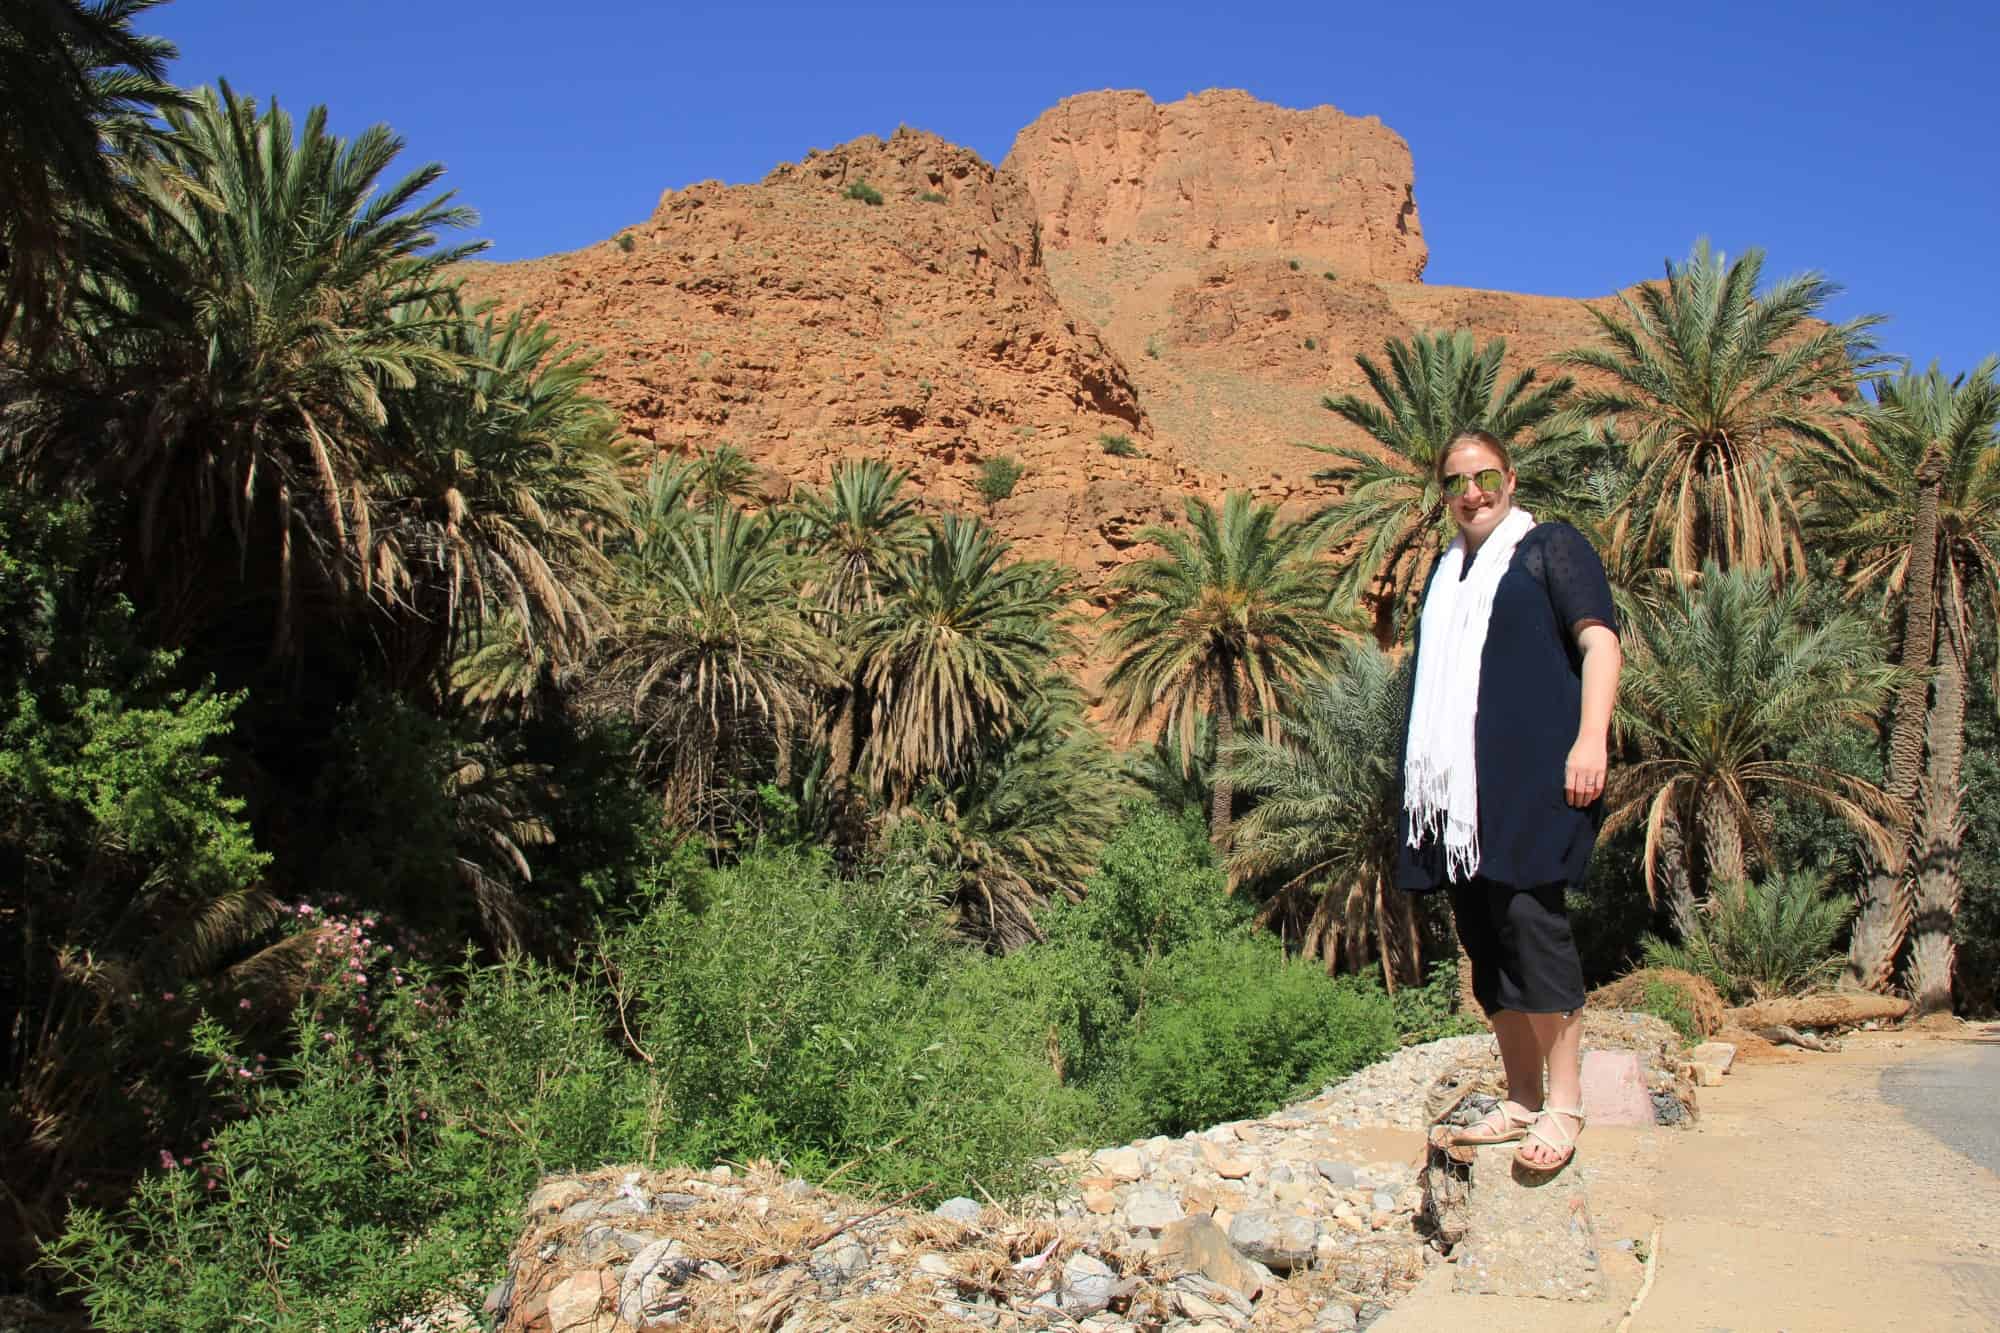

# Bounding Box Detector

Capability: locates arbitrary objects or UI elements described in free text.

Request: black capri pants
[1448,875,1587,1016]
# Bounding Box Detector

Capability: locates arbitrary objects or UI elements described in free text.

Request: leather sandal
[1448,1100,1540,1146]
[1513,1105,1585,1173]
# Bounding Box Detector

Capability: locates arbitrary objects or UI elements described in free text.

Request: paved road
[1881,1026,2000,1175]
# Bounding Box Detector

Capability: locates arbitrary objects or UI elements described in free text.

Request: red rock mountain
[463,89,1619,589]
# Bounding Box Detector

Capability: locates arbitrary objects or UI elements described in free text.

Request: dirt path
[1378,1027,2000,1332]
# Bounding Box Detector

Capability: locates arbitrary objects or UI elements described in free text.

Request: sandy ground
[1377,1024,2000,1332]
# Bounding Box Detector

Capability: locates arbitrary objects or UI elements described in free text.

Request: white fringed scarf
[1404,505,1537,882]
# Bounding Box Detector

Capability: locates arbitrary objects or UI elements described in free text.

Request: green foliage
[1050,807,1244,962]
[1119,937,1398,1134]
[1287,258,1301,271]
[1640,870,1853,1002]
[1100,433,1142,458]
[1304,337,1317,350]
[50,958,639,1332]
[975,455,1026,504]
[1323,270,1337,281]
[844,179,885,206]
[615,230,635,252]
[1380,960,1481,1045]
[1638,976,1702,1044]
[1145,335,1162,359]
[605,848,1090,1196]
[919,190,947,204]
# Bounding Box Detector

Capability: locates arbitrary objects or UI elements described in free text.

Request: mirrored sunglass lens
[1443,468,1504,497]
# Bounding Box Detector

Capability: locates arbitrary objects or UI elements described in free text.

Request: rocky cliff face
[1004,88,1427,283]
[462,90,1621,590]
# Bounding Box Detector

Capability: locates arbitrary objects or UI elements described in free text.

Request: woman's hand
[1565,734,1608,807]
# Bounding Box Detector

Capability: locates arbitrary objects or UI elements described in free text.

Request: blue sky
[156,1,1997,374]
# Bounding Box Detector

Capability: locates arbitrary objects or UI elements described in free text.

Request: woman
[1397,429,1622,1174]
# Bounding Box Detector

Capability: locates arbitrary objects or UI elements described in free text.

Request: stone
[1227,1209,1320,1272]
[544,1269,618,1333]
[651,1190,701,1212]
[1094,1146,1146,1181]
[916,1253,956,1278]
[1371,1189,1397,1213]
[618,1239,696,1325]
[1083,1187,1119,1215]
[1058,1253,1119,1316]
[1449,1143,1602,1301]
[575,1223,650,1263]
[1691,1040,1737,1073]
[1580,1048,1656,1127]
[1316,1160,1358,1189]
[1313,1304,1359,1331]
[1200,1140,1254,1179]
[525,1178,590,1216]
[933,1196,983,1224]
[1156,1216,1269,1299]
[1124,1186,1185,1232]
[1687,1059,1725,1087]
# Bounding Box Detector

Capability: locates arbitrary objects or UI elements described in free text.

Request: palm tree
[0,0,188,358]
[1102,492,1347,857]
[1607,564,1901,923]
[1810,360,2000,1003]
[602,502,834,832]
[1560,240,1886,581]
[8,83,480,647]
[1124,712,1215,821]
[372,307,633,689]
[1303,330,1576,644]
[789,459,926,788]
[901,687,1129,949]
[1222,640,1421,987]
[688,443,762,510]
[852,515,1073,807]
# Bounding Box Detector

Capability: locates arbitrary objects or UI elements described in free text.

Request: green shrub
[1322,270,1337,281]
[51,959,638,1332]
[1120,936,1398,1134]
[919,190,947,204]
[1304,337,1317,351]
[608,848,1088,1198]
[1100,433,1142,458]
[1145,335,1161,359]
[1641,869,1852,1002]
[1287,258,1301,271]
[1639,976,1702,1044]
[974,456,1026,505]
[614,231,635,252]
[1380,959,1482,1045]
[843,179,884,206]
[1048,807,1242,962]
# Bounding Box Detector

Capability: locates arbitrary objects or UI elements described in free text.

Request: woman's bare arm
[1565,625,1621,807]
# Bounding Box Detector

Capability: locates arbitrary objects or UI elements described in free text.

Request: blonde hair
[1434,430,1514,486]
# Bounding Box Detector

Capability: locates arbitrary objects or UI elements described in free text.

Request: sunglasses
[1441,467,1506,499]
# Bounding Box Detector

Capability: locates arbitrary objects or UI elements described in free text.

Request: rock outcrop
[1003,89,1427,284]
[462,127,1213,586]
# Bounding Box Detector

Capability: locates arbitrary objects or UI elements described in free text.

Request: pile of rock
[488,1022,1698,1332]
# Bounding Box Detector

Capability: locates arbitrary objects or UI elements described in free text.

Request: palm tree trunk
[1908,611,1967,1015]
[1697,785,1748,889]
[1211,667,1239,870]
[1847,451,1943,992]
[1656,803,1699,935]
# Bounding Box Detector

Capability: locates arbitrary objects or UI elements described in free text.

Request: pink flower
[204,1178,217,1191]
[239,998,252,1010]
[159,1150,176,1171]
[161,992,176,1002]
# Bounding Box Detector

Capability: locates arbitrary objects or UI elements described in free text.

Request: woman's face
[1441,442,1516,544]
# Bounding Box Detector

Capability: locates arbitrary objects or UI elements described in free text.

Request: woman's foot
[1514,1107,1585,1173]
[1449,1099,1539,1145]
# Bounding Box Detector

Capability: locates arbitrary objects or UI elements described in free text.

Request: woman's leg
[1489,1009,1545,1111]
[1520,1009,1583,1168]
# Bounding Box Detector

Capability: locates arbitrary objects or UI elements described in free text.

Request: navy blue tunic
[1394,521,1618,892]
